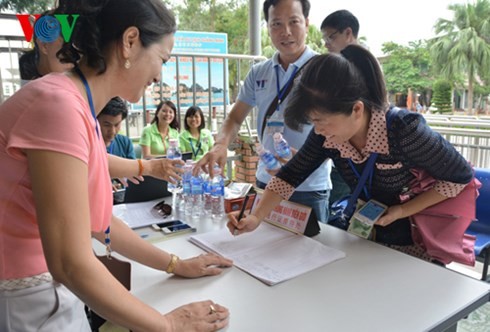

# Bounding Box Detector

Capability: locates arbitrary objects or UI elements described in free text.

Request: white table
[106,203,490,332]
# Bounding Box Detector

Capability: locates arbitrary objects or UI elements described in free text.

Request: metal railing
[423,114,490,168]
[125,52,266,142]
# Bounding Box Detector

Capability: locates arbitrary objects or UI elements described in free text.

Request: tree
[0,0,53,13]
[306,24,323,54]
[430,0,490,114]
[431,79,453,113]
[381,41,433,107]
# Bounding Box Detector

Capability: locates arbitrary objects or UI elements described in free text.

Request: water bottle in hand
[273,132,292,160]
[211,166,225,219]
[167,138,182,192]
[256,144,281,171]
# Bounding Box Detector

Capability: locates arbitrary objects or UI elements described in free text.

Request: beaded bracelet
[165,254,179,274]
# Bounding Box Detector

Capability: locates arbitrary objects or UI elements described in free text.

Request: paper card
[252,192,312,234]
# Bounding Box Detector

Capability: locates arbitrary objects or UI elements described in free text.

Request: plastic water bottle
[256,144,281,171]
[190,170,203,219]
[181,160,193,212]
[273,133,292,159]
[167,138,182,192]
[202,174,212,213]
[211,166,225,219]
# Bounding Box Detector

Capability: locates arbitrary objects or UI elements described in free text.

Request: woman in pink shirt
[0,1,231,331]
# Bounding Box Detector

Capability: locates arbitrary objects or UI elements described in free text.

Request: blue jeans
[256,180,330,223]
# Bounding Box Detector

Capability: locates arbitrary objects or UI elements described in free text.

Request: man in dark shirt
[98,97,136,159]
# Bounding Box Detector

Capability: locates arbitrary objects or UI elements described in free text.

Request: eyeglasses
[322,30,339,44]
[152,200,172,218]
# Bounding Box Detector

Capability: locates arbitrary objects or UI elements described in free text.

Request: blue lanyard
[75,68,110,241]
[348,157,375,199]
[189,136,202,158]
[274,65,299,112]
[75,67,99,138]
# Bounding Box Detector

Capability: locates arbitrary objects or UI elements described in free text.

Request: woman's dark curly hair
[56,0,176,74]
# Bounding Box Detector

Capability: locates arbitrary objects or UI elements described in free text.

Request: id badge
[265,112,285,135]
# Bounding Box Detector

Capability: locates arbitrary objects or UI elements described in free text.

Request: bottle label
[265,111,284,135]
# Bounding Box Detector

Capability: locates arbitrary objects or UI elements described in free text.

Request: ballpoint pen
[234,194,251,236]
[237,194,251,221]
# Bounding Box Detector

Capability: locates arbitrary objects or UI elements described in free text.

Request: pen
[237,195,251,221]
[234,195,251,236]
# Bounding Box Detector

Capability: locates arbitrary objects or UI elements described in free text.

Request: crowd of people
[0,0,475,331]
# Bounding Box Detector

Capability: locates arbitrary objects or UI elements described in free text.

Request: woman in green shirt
[179,106,214,161]
[140,100,180,159]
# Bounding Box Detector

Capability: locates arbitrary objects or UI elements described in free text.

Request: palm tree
[430,0,490,114]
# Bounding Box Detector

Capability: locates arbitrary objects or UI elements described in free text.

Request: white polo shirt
[237,46,332,191]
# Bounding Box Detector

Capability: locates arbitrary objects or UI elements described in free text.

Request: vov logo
[16,14,79,43]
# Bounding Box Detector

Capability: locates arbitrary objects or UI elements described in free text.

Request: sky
[307,0,463,56]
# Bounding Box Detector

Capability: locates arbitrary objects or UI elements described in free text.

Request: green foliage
[430,0,490,114]
[381,40,433,106]
[0,0,53,13]
[306,25,324,54]
[431,79,453,113]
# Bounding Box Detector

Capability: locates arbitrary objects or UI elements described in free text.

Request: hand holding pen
[227,195,260,236]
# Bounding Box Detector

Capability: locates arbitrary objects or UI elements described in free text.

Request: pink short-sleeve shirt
[0,73,112,280]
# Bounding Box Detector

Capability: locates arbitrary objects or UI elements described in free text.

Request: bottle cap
[273,132,283,141]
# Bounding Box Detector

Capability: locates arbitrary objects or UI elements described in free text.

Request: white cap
[169,138,178,147]
[273,132,283,141]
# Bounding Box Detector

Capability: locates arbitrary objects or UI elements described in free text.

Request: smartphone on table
[152,220,196,236]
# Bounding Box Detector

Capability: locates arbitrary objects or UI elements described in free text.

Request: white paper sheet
[189,222,346,285]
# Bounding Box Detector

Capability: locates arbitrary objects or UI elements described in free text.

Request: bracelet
[165,254,179,274]
[137,159,144,177]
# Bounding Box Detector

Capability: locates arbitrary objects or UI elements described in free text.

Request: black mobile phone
[151,220,183,231]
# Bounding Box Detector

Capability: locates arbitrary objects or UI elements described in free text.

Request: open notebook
[189,222,346,286]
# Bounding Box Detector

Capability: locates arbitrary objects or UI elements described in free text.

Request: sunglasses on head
[152,200,172,218]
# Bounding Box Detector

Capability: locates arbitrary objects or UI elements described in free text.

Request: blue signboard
[132,31,228,111]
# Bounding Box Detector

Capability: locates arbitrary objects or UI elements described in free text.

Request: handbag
[404,168,481,266]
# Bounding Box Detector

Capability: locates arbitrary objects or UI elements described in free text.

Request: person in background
[140,100,181,159]
[320,9,361,205]
[196,0,332,223]
[320,9,359,54]
[179,105,214,161]
[19,12,74,83]
[228,45,473,263]
[0,1,231,331]
[98,97,135,159]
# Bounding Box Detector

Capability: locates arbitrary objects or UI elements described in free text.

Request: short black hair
[184,106,205,131]
[99,97,128,120]
[320,10,359,38]
[263,0,310,22]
